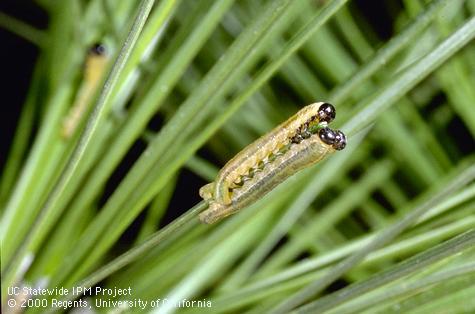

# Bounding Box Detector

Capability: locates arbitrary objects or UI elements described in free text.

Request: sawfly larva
[199,102,346,224]
[61,43,109,139]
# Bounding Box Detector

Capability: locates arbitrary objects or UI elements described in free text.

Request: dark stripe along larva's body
[199,102,345,224]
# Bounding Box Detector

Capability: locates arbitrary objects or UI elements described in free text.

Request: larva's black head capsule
[318,127,336,145]
[317,103,336,123]
[318,127,347,150]
[90,43,106,56]
[333,130,346,150]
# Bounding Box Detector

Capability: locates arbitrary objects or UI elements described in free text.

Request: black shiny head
[317,102,336,123]
[318,127,346,150]
[90,43,106,56]
[318,127,336,145]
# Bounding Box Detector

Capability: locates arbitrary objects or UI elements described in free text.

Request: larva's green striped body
[199,102,346,224]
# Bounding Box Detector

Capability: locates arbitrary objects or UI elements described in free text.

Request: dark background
[0,2,47,169]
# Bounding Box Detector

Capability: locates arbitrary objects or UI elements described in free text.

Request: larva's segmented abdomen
[225,129,291,184]
[229,136,332,212]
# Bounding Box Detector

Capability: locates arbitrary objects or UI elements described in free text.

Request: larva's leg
[214,179,233,205]
[199,183,215,201]
[199,202,236,224]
